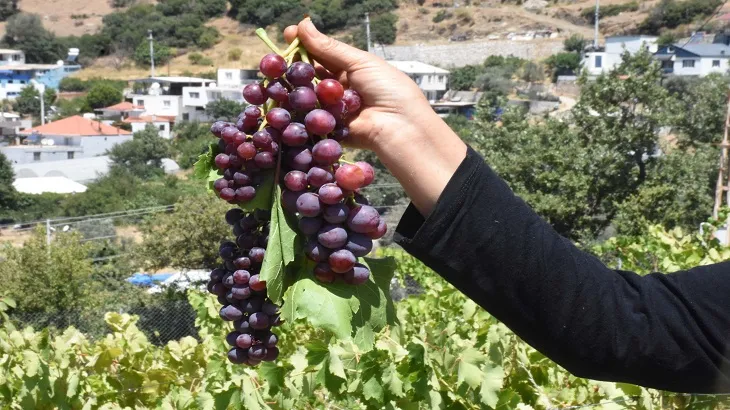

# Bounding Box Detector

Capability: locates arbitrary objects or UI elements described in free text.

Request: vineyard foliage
[2,232,730,409]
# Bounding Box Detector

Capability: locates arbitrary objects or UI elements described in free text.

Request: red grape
[312,139,342,165]
[316,79,345,106]
[243,83,266,105]
[249,275,267,291]
[235,186,256,202]
[318,183,344,205]
[266,79,289,102]
[307,167,334,188]
[260,53,287,78]
[254,151,276,169]
[237,142,257,160]
[329,249,356,273]
[284,170,308,191]
[314,263,336,283]
[342,89,362,113]
[266,108,291,131]
[335,164,365,190]
[344,264,370,285]
[367,219,388,240]
[289,87,318,111]
[286,62,315,86]
[220,188,236,201]
[281,123,309,146]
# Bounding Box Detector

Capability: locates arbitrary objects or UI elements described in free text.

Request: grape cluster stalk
[205,32,388,364]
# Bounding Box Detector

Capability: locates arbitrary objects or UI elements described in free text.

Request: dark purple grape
[329,249,356,273]
[260,53,287,78]
[289,87,318,111]
[305,241,331,262]
[234,257,252,270]
[287,61,315,86]
[210,268,226,282]
[299,217,323,235]
[236,333,254,349]
[220,305,244,321]
[325,101,346,123]
[316,78,345,106]
[219,244,236,260]
[217,294,229,305]
[347,205,380,234]
[266,79,289,102]
[243,83,266,105]
[367,219,387,240]
[235,186,257,203]
[318,183,344,205]
[210,282,226,296]
[226,210,244,227]
[282,189,303,213]
[305,109,337,136]
[233,270,251,285]
[286,147,313,172]
[249,247,266,264]
[323,204,349,224]
[240,215,259,230]
[281,122,309,146]
[228,153,244,170]
[253,130,274,149]
[249,344,267,360]
[243,297,264,314]
[234,318,252,334]
[213,178,228,192]
[249,312,270,330]
[342,89,361,113]
[211,121,227,137]
[307,167,334,188]
[254,152,276,169]
[244,105,261,118]
[312,139,342,165]
[270,314,282,326]
[332,127,349,142]
[233,172,252,186]
[225,260,237,272]
[262,302,279,316]
[215,153,231,169]
[226,331,240,346]
[345,233,373,257]
[344,264,370,285]
[314,263,336,283]
[266,108,291,131]
[263,346,279,362]
[237,233,257,250]
[237,142,257,160]
[254,209,271,222]
[223,273,235,288]
[231,285,252,300]
[284,170,308,192]
[228,348,248,364]
[318,224,348,249]
[296,192,321,217]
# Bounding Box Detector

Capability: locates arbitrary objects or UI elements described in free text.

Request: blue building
[0,48,81,99]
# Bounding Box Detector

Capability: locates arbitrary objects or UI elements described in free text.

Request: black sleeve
[394,146,730,393]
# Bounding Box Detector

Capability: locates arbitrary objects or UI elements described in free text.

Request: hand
[283,19,433,152]
[283,19,467,216]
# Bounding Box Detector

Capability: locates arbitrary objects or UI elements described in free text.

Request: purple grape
[248,248,265,264]
[262,302,279,316]
[244,105,261,118]
[281,122,310,146]
[249,312,270,330]
[235,186,256,203]
[249,344,267,360]
[220,305,244,321]
[323,204,349,224]
[342,89,362,113]
[287,61,315,86]
[305,240,331,262]
[318,183,344,205]
[228,348,248,364]
[234,318,252,334]
[314,263,337,283]
[344,264,370,285]
[233,270,251,285]
[325,101,347,123]
[299,217,323,235]
[228,154,244,170]
[260,53,287,78]
[368,219,388,240]
[233,172,252,186]
[261,332,278,349]
[312,139,342,165]
[237,142,257,160]
[254,152,276,169]
[253,130,274,149]
[243,83,266,105]
[284,170,308,192]
[307,167,334,188]
[233,131,247,147]
[215,153,231,169]
[266,108,291,131]
[318,224,348,249]
[226,331,240,346]
[345,233,373,257]
[289,87,318,111]
[234,257,252,270]
[266,79,289,102]
[329,249,356,274]
[231,285,252,300]
[236,333,254,349]
[347,205,380,234]
[210,268,226,282]
[222,126,239,143]
[296,193,321,217]
[243,297,264,314]
[305,109,337,136]
[214,178,229,192]
[220,188,236,202]
[211,121,227,137]
[286,147,313,172]
[282,189,303,213]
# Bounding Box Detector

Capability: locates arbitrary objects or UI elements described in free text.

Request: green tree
[109,124,171,179]
[134,40,172,67]
[205,98,245,121]
[544,52,582,81]
[55,97,93,119]
[0,152,17,215]
[563,34,586,53]
[13,86,57,117]
[520,61,545,82]
[668,73,729,147]
[0,0,18,21]
[448,65,483,91]
[133,194,231,270]
[86,83,123,109]
[3,13,65,63]
[172,121,217,169]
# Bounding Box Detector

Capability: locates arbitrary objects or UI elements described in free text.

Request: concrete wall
[1,146,83,164]
[374,39,564,68]
[80,135,134,157]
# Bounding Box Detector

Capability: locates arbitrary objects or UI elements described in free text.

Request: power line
[678,0,730,49]
[1,205,175,230]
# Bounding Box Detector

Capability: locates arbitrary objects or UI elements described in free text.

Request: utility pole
[365,13,372,53]
[593,0,600,49]
[148,30,155,77]
[712,91,730,243]
[46,219,51,255]
[39,87,45,125]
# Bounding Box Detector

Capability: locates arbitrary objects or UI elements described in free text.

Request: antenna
[365,13,371,53]
[593,0,600,49]
[148,30,155,77]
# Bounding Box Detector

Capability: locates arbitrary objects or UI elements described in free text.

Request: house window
[211,91,221,101]
[163,100,171,107]
[13,54,20,61]
[226,72,233,80]
[713,60,721,67]
[182,113,190,121]
[137,99,145,107]
[33,152,40,161]
[189,92,200,99]
[595,55,602,68]
[67,151,74,159]
[682,59,696,68]
[159,124,165,131]
[64,137,72,145]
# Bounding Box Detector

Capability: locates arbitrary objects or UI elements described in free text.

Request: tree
[544,52,582,82]
[3,13,65,63]
[520,61,545,83]
[133,194,231,270]
[563,34,586,53]
[86,83,123,109]
[134,40,172,67]
[13,86,56,118]
[109,124,171,179]
[171,121,217,169]
[110,0,136,7]
[0,152,17,215]
[0,0,18,21]
[667,73,729,147]
[448,65,483,91]
[205,98,245,121]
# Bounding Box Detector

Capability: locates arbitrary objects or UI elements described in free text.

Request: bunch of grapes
[206,208,282,366]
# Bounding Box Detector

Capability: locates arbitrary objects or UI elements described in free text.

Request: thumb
[297,19,369,72]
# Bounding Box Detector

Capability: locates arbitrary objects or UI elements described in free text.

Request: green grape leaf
[238,171,276,212]
[479,365,504,408]
[195,392,215,410]
[193,143,218,180]
[281,256,398,351]
[363,377,384,404]
[260,183,300,304]
[258,362,286,396]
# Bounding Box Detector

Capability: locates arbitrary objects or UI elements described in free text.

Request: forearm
[372,111,466,217]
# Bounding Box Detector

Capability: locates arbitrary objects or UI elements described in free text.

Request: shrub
[581,1,638,23]
[432,9,452,23]
[228,48,243,61]
[563,34,586,53]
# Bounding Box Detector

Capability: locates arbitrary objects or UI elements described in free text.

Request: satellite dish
[209,82,217,87]
[149,82,161,96]
[40,138,54,146]
[56,60,64,66]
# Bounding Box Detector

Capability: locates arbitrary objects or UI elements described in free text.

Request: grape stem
[282,38,300,58]
[339,158,355,165]
[255,28,282,55]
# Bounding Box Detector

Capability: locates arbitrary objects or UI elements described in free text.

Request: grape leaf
[259,184,300,304]
[479,365,504,408]
[193,143,218,180]
[363,377,384,403]
[281,256,398,351]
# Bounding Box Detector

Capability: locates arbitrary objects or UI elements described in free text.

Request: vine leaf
[193,143,217,180]
[479,365,505,408]
[281,256,398,351]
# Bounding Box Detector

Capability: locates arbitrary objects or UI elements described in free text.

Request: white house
[582,36,659,75]
[129,76,216,123]
[216,68,260,88]
[1,115,132,164]
[386,61,450,101]
[654,43,730,76]
[123,114,175,139]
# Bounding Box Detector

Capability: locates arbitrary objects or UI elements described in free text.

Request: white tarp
[13,176,87,194]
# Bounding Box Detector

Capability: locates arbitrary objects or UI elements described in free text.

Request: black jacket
[394,147,730,393]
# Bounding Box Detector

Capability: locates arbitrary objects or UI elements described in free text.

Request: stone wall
[373,39,564,68]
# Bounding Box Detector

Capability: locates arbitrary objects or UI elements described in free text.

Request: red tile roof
[20,115,132,136]
[123,115,176,123]
[99,101,144,111]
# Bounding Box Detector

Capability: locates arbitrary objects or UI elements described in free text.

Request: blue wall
[36,66,81,89]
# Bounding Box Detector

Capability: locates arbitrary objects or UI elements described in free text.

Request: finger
[297,18,371,72]
[283,26,298,45]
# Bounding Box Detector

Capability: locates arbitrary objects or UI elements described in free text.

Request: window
[713,60,721,67]
[64,137,72,145]
[189,92,200,99]
[182,113,190,121]
[226,72,233,80]
[19,80,25,84]
[67,151,74,159]
[211,91,221,101]
[13,54,20,61]
[33,152,40,161]
[137,99,144,107]
[163,100,171,107]
[159,124,166,131]
[682,59,696,68]
[595,55,603,68]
